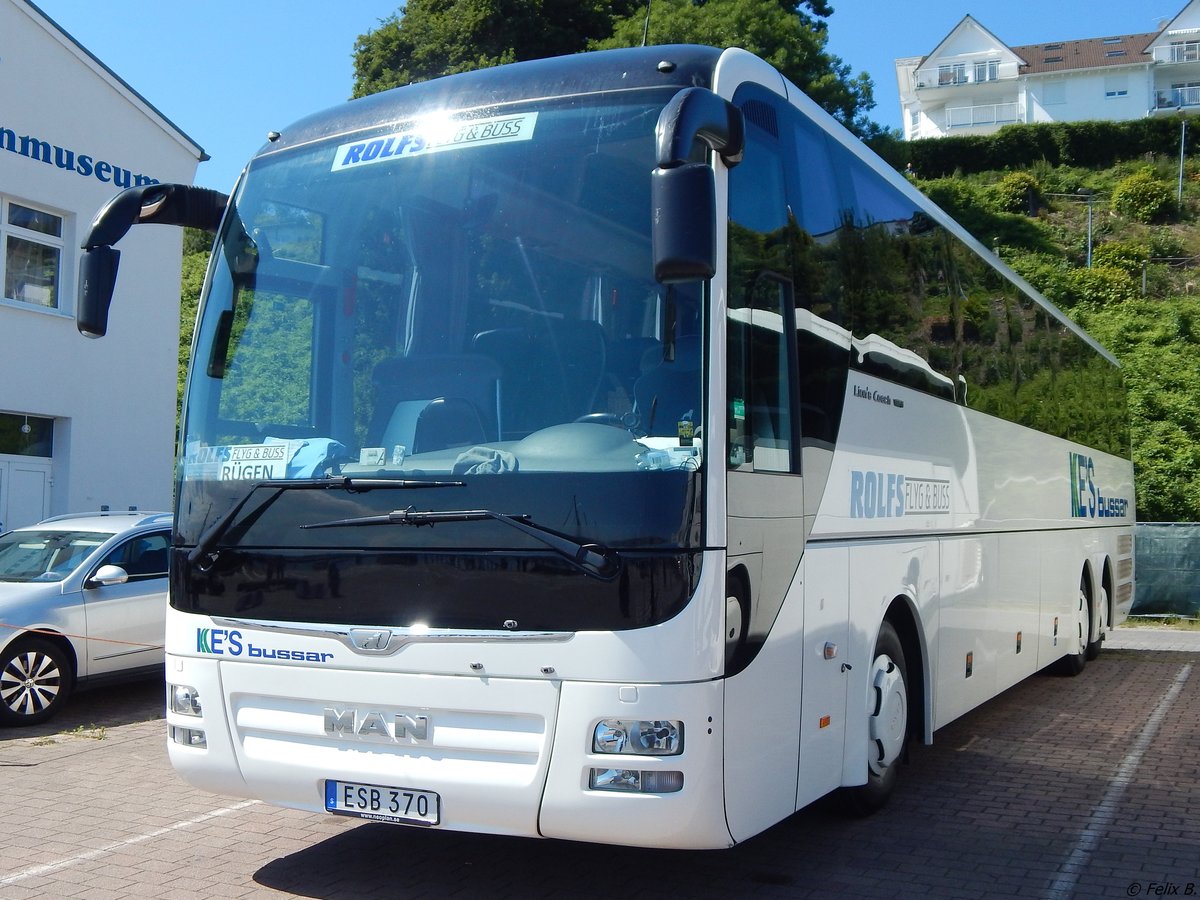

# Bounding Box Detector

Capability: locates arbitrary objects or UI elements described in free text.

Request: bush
[1091,240,1150,276]
[989,171,1042,214]
[1149,228,1187,260]
[1111,170,1176,223]
[1006,251,1072,306]
[1067,265,1139,306]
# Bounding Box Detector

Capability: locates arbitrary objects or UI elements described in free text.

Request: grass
[1123,615,1200,630]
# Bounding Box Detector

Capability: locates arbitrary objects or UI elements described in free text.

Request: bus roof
[255,45,725,163]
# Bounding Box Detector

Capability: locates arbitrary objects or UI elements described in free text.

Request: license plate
[324,779,441,826]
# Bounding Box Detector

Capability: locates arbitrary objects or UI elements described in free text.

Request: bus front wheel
[844,620,908,815]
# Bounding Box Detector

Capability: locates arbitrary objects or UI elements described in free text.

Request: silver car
[0,511,171,726]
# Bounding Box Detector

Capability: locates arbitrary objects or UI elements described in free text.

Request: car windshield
[0,530,108,583]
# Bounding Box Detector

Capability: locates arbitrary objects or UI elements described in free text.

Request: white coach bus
[76,45,1134,849]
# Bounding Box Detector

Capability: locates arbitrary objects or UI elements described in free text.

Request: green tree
[178,242,210,425]
[352,0,876,135]
[353,0,642,97]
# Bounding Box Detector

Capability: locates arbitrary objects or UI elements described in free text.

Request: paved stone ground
[0,626,1196,899]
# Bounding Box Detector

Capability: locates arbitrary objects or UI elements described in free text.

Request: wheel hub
[867,654,907,774]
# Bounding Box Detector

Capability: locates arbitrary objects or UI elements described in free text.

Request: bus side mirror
[651,87,743,284]
[78,246,120,338]
[652,163,716,282]
[76,183,228,339]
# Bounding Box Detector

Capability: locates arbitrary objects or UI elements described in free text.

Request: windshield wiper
[187,476,464,567]
[301,507,621,580]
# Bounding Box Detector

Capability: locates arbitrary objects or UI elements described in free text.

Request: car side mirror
[89,564,129,587]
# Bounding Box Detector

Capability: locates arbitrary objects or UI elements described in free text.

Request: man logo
[349,629,393,652]
[324,708,430,741]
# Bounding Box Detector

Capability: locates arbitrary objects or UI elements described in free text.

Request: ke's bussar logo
[196,627,334,663]
[1069,452,1129,518]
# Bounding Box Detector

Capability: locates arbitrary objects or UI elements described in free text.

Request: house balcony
[946,101,1020,130]
[1154,42,1200,64]
[1155,86,1200,111]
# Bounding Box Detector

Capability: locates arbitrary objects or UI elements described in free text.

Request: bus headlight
[169,725,208,748]
[169,683,202,717]
[592,719,683,755]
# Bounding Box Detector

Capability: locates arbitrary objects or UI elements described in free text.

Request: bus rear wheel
[1056,576,1091,676]
[844,620,908,815]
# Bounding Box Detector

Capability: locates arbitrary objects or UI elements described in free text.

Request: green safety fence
[1134,523,1200,617]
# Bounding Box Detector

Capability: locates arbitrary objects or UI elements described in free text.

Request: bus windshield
[178,90,705,551]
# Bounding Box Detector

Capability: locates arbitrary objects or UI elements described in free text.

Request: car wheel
[0,637,74,726]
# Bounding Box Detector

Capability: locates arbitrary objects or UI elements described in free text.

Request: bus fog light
[589,768,684,793]
[170,725,207,748]
[592,719,683,755]
[169,683,202,716]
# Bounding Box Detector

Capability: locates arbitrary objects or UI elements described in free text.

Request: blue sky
[32,1,1176,193]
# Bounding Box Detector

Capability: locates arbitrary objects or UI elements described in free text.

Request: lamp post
[1180,114,1188,203]
[1077,189,1093,268]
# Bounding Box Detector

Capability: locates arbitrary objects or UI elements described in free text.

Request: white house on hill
[897,0,1200,139]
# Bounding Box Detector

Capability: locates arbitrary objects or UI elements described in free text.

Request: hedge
[870,116,1199,178]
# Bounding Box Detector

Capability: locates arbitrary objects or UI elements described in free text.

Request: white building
[0,0,204,528]
[897,0,1200,140]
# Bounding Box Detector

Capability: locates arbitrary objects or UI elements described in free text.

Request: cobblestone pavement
[0,627,1196,899]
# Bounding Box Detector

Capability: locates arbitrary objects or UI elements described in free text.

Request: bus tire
[843,620,908,815]
[724,572,749,673]
[1085,585,1107,661]
[1056,576,1091,676]
[0,636,74,726]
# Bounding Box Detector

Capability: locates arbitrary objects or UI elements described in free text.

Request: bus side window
[727,94,795,473]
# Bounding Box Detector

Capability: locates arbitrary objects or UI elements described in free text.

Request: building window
[1105,50,1127,58]
[1105,75,1129,98]
[938,63,966,85]
[2,198,63,310]
[1043,82,1067,106]
[974,59,1000,82]
[1103,37,1122,45]
[0,412,53,457]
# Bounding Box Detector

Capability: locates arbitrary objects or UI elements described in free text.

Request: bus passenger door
[724,274,808,839]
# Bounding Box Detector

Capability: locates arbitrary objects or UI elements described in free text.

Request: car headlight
[592,719,683,755]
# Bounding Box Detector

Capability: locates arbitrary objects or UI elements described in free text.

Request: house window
[2,199,63,310]
[1104,75,1129,98]
[974,59,1000,82]
[938,63,966,85]
[1043,82,1067,106]
[0,412,53,457]
[1103,37,1122,44]
[1105,50,1127,58]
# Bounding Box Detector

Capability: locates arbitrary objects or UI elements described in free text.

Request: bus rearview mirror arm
[77,184,229,338]
[652,87,744,284]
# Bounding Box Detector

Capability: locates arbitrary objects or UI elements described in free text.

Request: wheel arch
[2,628,80,680]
